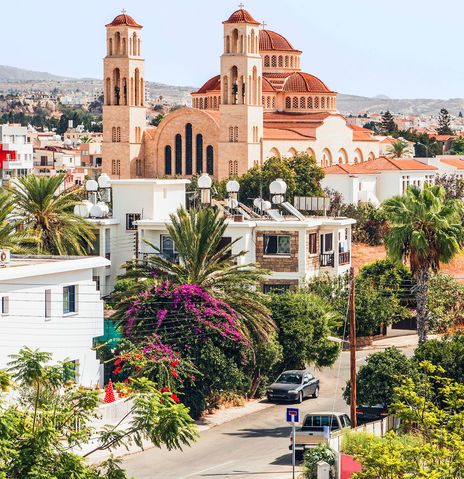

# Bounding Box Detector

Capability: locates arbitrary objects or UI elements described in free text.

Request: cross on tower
[262,21,267,29]
[238,2,245,9]
[121,8,127,14]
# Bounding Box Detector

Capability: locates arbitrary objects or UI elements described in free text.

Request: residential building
[0,253,109,387]
[0,124,34,183]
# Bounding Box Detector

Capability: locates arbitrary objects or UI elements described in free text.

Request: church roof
[195,75,221,94]
[224,8,261,25]
[324,164,380,175]
[106,12,142,28]
[259,29,300,52]
[282,72,333,94]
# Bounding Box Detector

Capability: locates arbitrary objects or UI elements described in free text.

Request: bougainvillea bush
[115,282,252,417]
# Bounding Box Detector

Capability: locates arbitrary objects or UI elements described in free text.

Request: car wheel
[297,391,303,403]
[312,386,320,398]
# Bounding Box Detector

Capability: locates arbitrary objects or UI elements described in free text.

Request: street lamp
[415,141,429,158]
[198,173,213,206]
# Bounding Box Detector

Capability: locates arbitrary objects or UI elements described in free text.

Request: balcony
[320,253,335,267]
[339,251,351,266]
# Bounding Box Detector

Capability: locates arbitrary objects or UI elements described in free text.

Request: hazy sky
[4,0,462,99]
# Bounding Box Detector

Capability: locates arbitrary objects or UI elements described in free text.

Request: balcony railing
[320,253,335,267]
[339,251,351,265]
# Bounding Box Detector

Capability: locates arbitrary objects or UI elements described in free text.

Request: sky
[3,0,463,99]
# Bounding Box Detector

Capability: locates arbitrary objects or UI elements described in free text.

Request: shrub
[303,443,337,479]
[339,203,389,245]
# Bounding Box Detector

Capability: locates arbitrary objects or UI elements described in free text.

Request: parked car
[267,370,320,403]
[356,404,388,425]
[290,412,351,460]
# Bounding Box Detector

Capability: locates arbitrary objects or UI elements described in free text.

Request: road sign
[286,407,299,423]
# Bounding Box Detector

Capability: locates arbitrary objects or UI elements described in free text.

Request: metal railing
[339,251,351,265]
[320,253,335,267]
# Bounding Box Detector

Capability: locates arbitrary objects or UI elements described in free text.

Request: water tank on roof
[90,202,109,218]
[74,200,93,218]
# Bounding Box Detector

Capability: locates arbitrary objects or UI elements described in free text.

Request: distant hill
[337,93,464,116]
[0,65,463,115]
[0,65,70,82]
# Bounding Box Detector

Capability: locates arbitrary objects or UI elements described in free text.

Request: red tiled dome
[224,8,260,25]
[262,77,275,92]
[259,30,298,52]
[283,72,333,93]
[196,75,221,94]
[106,13,142,28]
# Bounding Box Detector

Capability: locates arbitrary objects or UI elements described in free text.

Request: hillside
[0,65,69,82]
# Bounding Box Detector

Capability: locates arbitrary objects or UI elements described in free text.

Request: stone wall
[255,230,299,272]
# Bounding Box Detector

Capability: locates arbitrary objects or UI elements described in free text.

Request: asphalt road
[122,346,415,479]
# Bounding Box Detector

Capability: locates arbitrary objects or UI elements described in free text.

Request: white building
[0,124,34,184]
[88,178,355,293]
[0,254,109,387]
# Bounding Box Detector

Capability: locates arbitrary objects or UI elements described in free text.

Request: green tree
[380,111,397,135]
[7,174,95,255]
[237,153,324,206]
[382,185,464,343]
[270,291,341,370]
[450,137,464,154]
[122,207,274,342]
[151,113,165,126]
[344,347,415,407]
[1,347,197,478]
[434,174,464,200]
[437,108,453,135]
[385,139,413,158]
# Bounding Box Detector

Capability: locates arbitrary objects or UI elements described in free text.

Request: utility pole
[349,266,357,429]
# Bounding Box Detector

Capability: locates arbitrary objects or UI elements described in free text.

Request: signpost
[287,407,299,479]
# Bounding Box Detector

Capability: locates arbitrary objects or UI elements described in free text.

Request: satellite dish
[263,201,272,211]
[270,178,287,195]
[74,201,92,218]
[90,202,109,218]
[272,194,284,205]
[226,180,240,193]
[253,198,263,208]
[85,179,98,192]
[98,173,111,188]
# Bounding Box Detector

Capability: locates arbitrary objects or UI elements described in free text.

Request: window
[206,145,214,175]
[135,159,142,177]
[264,235,291,255]
[63,286,76,315]
[93,276,101,291]
[105,228,111,259]
[126,213,141,230]
[402,175,410,194]
[1,296,9,315]
[111,160,120,176]
[308,233,317,254]
[185,123,193,175]
[164,145,172,175]
[45,289,51,319]
[161,235,178,261]
[262,283,292,294]
[320,233,333,253]
[175,134,182,175]
[196,134,203,173]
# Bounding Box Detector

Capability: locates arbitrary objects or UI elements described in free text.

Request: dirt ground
[352,243,464,281]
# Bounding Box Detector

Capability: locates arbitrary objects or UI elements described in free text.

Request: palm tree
[0,188,36,252]
[386,139,413,158]
[123,207,275,342]
[382,185,464,343]
[7,174,95,256]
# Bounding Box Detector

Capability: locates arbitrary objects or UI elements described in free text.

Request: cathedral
[102,7,381,180]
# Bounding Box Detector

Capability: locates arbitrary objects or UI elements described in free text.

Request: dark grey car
[266,370,320,403]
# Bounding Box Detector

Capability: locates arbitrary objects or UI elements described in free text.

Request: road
[123,346,415,479]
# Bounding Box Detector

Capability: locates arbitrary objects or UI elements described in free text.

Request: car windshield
[276,373,302,384]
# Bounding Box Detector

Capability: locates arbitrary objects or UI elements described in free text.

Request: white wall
[0,265,105,387]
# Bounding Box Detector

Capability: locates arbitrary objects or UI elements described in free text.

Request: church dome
[224,8,260,25]
[283,72,333,93]
[196,75,221,94]
[106,12,142,28]
[259,30,299,52]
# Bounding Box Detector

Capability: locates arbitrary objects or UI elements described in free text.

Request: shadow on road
[223,426,291,439]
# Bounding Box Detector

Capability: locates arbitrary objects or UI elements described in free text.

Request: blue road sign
[286,407,299,423]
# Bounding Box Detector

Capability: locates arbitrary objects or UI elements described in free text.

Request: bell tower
[102,11,146,179]
[218,6,264,178]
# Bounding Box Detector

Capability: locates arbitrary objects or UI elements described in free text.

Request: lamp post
[198,173,213,206]
[415,141,429,158]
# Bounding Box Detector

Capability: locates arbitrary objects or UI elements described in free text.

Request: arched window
[206,146,214,175]
[288,148,297,156]
[233,161,238,176]
[196,134,203,173]
[321,97,325,109]
[200,98,204,109]
[234,126,239,142]
[205,98,208,109]
[290,56,294,68]
[264,55,270,67]
[306,148,316,160]
[286,97,291,109]
[136,159,142,177]
[285,56,289,67]
[164,145,172,175]
[315,97,319,109]
[134,68,140,106]
[271,56,277,67]
[225,35,231,53]
[112,127,116,142]
[185,123,193,175]
[266,97,271,109]
[132,33,137,55]
[270,147,281,158]
[322,148,333,167]
[368,152,376,161]
[230,66,239,104]
[229,160,234,177]
[108,38,113,56]
[272,97,275,109]
[111,160,121,176]
[250,30,256,53]
[293,97,298,109]
[117,127,121,142]
[338,148,348,164]
[232,29,239,53]
[129,37,133,56]
[278,56,283,67]
[300,97,305,108]
[354,148,364,164]
[115,32,121,54]
[113,68,121,105]
[122,38,127,55]
[229,127,234,142]
[175,134,182,175]
[307,97,313,109]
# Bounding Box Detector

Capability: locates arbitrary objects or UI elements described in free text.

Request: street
[122,345,415,478]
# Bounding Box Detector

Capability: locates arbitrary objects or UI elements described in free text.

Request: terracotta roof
[263,128,315,140]
[440,158,464,169]
[195,75,221,94]
[282,72,333,93]
[348,125,373,132]
[224,8,260,25]
[432,135,456,141]
[362,157,438,171]
[353,131,378,142]
[259,29,299,52]
[262,77,275,92]
[324,164,379,175]
[106,13,142,28]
